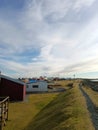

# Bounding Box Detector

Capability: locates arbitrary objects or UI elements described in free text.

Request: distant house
[26,80,48,93]
[0,74,26,101]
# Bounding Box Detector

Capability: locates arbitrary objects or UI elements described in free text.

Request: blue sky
[0,0,98,78]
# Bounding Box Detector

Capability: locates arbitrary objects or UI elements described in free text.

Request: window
[32,85,38,88]
[26,85,29,88]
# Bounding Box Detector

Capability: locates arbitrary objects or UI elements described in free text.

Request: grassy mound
[4,93,58,130]
[24,81,94,130]
[4,80,94,130]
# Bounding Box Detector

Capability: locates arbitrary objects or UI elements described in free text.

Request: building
[0,74,26,101]
[26,80,48,93]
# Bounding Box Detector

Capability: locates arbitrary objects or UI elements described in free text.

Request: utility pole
[0,71,1,82]
[73,74,75,79]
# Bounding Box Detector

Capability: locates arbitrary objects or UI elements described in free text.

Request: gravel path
[79,84,98,130]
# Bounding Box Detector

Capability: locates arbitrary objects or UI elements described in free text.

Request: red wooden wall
[0,78,26,101]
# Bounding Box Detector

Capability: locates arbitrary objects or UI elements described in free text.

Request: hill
[4,80,94,130]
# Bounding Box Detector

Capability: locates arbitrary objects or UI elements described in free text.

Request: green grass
[4,80,94,130]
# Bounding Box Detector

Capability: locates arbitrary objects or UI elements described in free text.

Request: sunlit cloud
[0,0,98,78]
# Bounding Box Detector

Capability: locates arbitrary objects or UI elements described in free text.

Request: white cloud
[74,0,95,11]
[0,0,98,78]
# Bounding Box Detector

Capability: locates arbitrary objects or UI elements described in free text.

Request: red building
[0,75,26,101]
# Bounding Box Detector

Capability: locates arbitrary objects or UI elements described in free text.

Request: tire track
[79,84,98,130]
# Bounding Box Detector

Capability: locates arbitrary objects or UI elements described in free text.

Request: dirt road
[79,84,98,130]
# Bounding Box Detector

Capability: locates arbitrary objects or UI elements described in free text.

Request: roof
[29,79,37,83]
[0,74,25,85]
[27,80,47,84]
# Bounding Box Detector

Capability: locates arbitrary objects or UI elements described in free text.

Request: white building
[26,80,48,93]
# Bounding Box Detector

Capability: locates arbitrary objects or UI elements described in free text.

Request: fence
[0,97,9,130]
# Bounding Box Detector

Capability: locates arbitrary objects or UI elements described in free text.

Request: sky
[0,0,98,79]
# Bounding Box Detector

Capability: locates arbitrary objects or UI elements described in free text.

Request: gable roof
[0,74,25,85]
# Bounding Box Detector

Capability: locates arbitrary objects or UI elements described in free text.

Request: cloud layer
[0,0,98,78]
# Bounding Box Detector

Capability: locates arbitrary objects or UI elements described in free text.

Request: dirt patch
[79,84,98,130]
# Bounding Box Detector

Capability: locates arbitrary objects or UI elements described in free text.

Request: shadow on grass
[23,90,74,130]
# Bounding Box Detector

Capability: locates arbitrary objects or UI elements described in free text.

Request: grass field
[4,93,58,130]
[4,80,94,130]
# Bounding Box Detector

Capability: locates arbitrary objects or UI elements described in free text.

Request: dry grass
[4,80,94,130]
[54,80,75,90]
[4,93,58,130]
[24,81,94,130]
[55,80,74,87]
[82,85,98,108]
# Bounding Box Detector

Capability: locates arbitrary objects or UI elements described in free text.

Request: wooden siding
[0,78,25,101]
